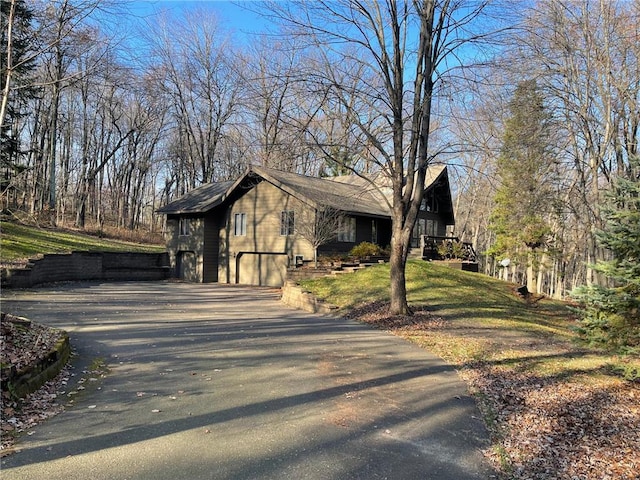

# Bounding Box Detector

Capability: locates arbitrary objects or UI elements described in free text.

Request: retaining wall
[281,281,338,314]
[1,251,170,288]
[1,314,71,399]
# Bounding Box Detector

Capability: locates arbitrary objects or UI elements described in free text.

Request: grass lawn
[1,221,164,264]
[300,261,639,480]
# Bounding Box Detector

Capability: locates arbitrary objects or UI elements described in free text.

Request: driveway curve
[1,282,495,480]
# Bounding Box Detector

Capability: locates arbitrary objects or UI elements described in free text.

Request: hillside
[300,261,640,480]
[0,221,164,266]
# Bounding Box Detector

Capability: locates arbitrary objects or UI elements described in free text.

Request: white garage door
[238,253,288,287]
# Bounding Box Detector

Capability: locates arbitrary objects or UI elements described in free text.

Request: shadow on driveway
[1,282,496,480]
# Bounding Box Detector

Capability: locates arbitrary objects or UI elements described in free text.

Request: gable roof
[157,164,450,218]
[250,166,390,217]
[157,180,234,215]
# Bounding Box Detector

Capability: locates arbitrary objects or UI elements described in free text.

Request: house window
[234,213,247,236]
[338,216,356,242]
[280,210,295,236]
[371,220,378,244]
[179,218,191,236]
[421,193,439,213]
[427,219,437,236]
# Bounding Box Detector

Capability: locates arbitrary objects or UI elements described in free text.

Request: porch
[413,235,478,263]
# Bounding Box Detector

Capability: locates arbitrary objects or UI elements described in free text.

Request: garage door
[238,253,288,287]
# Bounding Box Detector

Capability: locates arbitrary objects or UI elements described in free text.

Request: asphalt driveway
[1,282,496,480]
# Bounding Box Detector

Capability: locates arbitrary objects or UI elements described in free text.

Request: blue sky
[126,1,270,39]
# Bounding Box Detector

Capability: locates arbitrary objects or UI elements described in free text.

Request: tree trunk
[389,222,409,315]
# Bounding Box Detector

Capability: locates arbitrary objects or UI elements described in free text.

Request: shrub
[349,242,384,258]
[436,240,466,260]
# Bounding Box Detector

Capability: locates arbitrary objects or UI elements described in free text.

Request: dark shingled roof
[157,180,234,214]
[157,164,448,217]
[250,166,391,217]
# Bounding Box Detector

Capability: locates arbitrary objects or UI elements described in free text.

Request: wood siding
[165,214,205,282]
[218,180,315,285]
[319,216,392,254]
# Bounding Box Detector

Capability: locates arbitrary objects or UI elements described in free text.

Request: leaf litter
[348,300,640,480]
[1,316,96,456]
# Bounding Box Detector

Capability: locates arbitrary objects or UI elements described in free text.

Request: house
[157,165,455,286]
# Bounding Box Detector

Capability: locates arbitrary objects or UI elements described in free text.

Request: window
[371,220,378,244]
[234,213,247,236]
[280,210,295,236]
[179,218,191,236]
[427,219,437,236]
[421,193,439,213]
[338,216,356,242]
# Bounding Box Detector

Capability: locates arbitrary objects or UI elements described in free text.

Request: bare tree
[294,206,343,267]
[145,9,242,192]
[472,0,640,295]
[263,0,498,314]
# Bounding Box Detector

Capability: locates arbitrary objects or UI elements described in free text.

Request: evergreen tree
[1,0,37,194]
[488,80,554,292]
[572,156,640,351]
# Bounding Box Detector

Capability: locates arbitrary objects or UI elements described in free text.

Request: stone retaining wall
[1,251,170,288]
[1,314,71,399]
[281,281,338,314]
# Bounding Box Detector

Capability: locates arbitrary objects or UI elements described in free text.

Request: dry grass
[1,220,164,264]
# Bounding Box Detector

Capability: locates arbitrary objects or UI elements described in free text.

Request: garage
[237,252,289,287]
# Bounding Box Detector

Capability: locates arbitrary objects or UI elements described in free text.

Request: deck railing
[419,235,477,262]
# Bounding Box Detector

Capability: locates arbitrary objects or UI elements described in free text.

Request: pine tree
[488,80,554,291]
[572,156,640,351]
[1,0,37,193]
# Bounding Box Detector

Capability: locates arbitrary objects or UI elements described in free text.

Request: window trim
[371,219,377,244]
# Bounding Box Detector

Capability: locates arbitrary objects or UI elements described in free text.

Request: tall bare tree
[145,9,242,192]
[518,0,640,286]
[264,0,497,314]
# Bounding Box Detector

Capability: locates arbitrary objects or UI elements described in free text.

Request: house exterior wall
[218,180,315,286]
[165,214,205,282]
[319,216,392,254]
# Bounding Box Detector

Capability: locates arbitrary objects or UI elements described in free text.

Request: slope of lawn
[300,261,640,480]
[1,221,164,263]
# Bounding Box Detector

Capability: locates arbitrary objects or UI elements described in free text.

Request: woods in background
[2,0,639,304]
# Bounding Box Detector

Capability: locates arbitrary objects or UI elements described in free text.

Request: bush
[436,240,466,260]
[349,242,384,258]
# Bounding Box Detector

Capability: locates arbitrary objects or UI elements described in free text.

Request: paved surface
[1,282,496,480]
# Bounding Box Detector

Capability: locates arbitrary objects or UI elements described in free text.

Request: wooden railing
[419,235,477,262]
